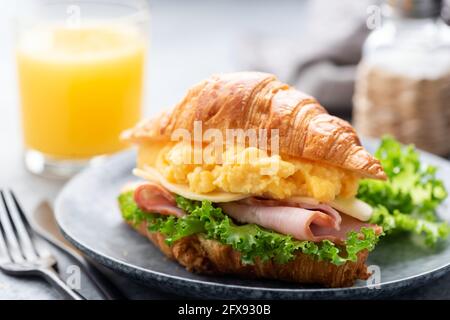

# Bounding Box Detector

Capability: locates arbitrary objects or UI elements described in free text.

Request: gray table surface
[1,0,450,300]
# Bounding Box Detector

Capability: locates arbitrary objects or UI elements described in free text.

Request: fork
[0,190,84,300]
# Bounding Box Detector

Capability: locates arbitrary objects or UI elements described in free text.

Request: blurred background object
[353,0,450,156]
[444,0,450,24]
[239,0,376,114]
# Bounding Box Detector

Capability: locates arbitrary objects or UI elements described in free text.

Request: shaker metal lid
[385,0,443,18]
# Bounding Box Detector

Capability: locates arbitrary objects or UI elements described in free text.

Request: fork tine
[9,190,51,258]
[1,190,38,261]
[0,218,11,264]
[0,191,24,263]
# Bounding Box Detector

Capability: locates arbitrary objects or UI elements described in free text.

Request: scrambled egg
[137,142,360,202]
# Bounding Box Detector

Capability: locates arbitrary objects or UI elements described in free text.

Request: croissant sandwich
[118,72,387,288]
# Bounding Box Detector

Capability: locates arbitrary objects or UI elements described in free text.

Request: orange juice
[17,24,146,159]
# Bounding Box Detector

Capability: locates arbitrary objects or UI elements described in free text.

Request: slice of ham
[220,203,381,243]
[132,183,381,242]
[239,197,342,230]
[311,214,383,243]
[134,183,185,218]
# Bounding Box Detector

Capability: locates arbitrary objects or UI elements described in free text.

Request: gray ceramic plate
[55,139,450,299]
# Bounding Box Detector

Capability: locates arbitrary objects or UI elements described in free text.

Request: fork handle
[39,268,85,300]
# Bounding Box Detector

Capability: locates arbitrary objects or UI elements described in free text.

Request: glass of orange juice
[16,0,150,178]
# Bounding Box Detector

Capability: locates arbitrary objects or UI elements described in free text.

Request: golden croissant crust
[124,72,386,180]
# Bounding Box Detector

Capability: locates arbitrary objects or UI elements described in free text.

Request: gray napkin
[238,0,376,112]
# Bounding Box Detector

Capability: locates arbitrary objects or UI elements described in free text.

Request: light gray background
[0,0,449,299]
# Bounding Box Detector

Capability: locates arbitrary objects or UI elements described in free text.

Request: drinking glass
[15,0,150,178]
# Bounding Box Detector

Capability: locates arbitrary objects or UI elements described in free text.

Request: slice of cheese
[133,166,373,221]
[330,198,373,222]
[133,167,249,203]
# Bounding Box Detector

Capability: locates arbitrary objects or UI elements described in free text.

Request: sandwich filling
[119,185,381,265]
[119,141,383,266]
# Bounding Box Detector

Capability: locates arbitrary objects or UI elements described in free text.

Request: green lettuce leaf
[118,193,380,266]
[357,136,449,245]
[369,206,450,246]
[118,191,153,225]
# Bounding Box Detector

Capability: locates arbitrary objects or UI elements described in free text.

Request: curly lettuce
[118,192,379,266]
[357,136,449,245]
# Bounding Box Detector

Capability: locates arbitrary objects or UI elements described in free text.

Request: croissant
[120,72,386,289]
[123,72,386,180]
